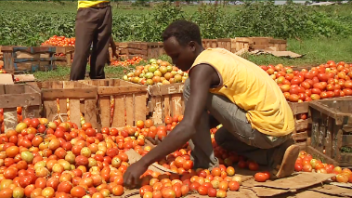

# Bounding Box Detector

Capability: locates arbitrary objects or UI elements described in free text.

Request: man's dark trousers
[70,3,112,80]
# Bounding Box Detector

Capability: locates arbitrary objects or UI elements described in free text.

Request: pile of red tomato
[0,114,248,198]
[0,112,350,198]
[260,61,352,102]
[110,56,143,67]
[41,36,75,47]
[294,151,352,183]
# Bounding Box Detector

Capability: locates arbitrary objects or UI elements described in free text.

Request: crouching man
[123,20,299,187]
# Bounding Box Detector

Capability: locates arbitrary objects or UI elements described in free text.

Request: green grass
[34,65,134,81]
[2,1,352,81]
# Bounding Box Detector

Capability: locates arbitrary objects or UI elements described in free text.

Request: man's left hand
[123,160,149,188]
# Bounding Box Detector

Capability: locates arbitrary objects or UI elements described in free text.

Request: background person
[70,0,112,81]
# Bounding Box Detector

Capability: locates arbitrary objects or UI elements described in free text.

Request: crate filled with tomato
[0,84,41,133]
[79,79,148,129]
[259,61,352,145]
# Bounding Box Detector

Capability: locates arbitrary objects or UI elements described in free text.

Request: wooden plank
[99,96,111,128]
[85,99,100,130]
[289,102,309,115]
[134,93,147,122]
[43,101,56,122]
[112,95,125,127]
[164,96,170,118]
[64,82,81,128]
[0,93,41,109]
[3,51,14,74]
[97,86,147,96]
[23,105,40,119]
[295,119,311,131]
[149,83,184,96]
[171,94,183,116]
[125,95,134,126]
[292,131,308,141]
[42,88,96,100]
[152,97,163,125]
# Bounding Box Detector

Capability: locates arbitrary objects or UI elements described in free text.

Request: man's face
[163,36,196,71]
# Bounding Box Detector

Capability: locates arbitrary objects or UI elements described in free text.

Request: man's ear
[189,41,196,52]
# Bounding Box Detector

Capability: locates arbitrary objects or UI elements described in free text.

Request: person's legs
[89,6,112,79]
[207,90,299,178]
[184,78,299,178]
[70,8,97,81]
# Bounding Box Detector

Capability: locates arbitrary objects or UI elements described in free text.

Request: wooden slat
[152,97,163,125]
[289,102,309,115]
[125,95,134,126]
[23,106,40,119]
[148,83,184,96]
[97,86,147,96]
[112,96,125,127]
[99,96,111,128]
[42,88,96,100]
[292,131,308,141]
[295,118,311,131]
[43,101,56,122]
[64,82,81,128]
[134,93,147,122]
[84,99,100,130]
[171,94,183,116]
[0,93,41,109]
[163,96,170,118]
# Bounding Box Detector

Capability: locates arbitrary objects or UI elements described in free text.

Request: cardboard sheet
[243,173,334,197]
[0,74,14,84]
[249,50,304,58]
[312,184,352,197]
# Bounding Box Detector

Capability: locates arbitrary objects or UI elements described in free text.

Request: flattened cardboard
[295,190,346,198]
[329,182,352,188]
[312,185,352,197]
[244,173,333,189]
[250,186,289,197]
[125,149,177,174]
[0,74,14,84]
[243,173,334,197]
[14,74,36,82]
[185,188,259,198]
[249,50,304,58]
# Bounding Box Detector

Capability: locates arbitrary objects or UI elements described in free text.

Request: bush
[0,1,351,46]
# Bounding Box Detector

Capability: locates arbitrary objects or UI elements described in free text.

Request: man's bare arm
[140,64,219,166]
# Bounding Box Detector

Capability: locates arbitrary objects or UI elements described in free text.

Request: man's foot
[271,139,300,179]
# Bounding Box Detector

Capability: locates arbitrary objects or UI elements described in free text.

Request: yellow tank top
[190,48,295,136]
[78,1,110,9]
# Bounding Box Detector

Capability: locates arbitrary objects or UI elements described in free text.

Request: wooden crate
[37,81,100,129]
[0,84,41,132]
[79,79,148,128]
[118,42,164,59]
[298,144,338,166]
[289,102,311,145]
[202,39,218,49]
[54,46,75,66]
[2,46,59,74]
[269,39,287,51]
[309,97,352,167]
[148,83,185,125]
[217,38,237,53]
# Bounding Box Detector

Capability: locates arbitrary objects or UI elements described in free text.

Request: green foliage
[0,1,352,46]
